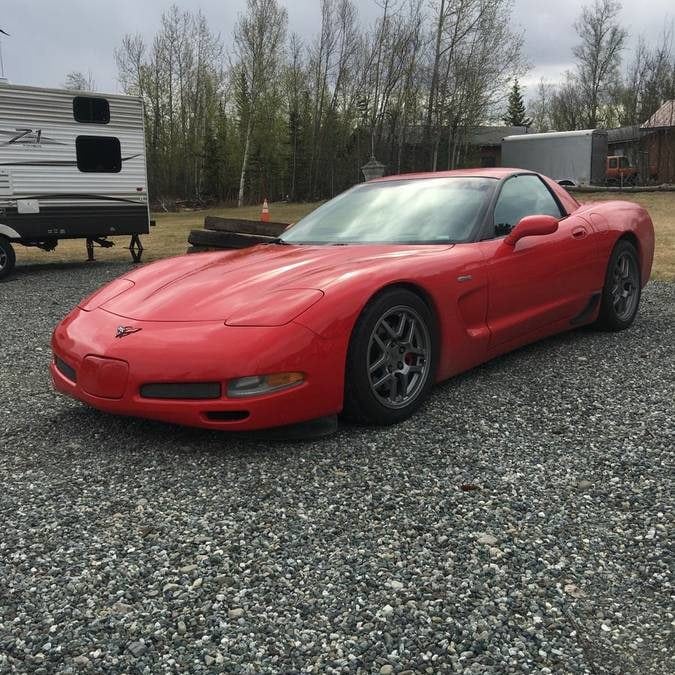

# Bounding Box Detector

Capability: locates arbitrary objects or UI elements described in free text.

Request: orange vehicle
[606,155,638,185]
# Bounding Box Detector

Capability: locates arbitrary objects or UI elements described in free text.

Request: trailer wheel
[0,237,16,280]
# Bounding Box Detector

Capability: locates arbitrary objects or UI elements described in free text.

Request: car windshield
[282,177,496,245]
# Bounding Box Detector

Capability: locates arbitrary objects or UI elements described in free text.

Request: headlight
[225,289,323,326]
[227,372,304,398]
[78,278,134,311]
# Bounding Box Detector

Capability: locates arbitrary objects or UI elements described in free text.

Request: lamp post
[361,155,385,182]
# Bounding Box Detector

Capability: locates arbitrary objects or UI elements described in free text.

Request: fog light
[227,372,304,398]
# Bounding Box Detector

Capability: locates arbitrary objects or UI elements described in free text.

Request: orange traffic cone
[260,198,270,222]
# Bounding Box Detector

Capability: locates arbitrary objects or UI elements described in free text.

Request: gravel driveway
[1,262,673,674]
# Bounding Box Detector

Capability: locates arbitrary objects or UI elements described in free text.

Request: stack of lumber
[187,217,289,252]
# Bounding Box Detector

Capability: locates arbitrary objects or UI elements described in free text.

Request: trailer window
[76,136,121,173]
[73,96,110,124]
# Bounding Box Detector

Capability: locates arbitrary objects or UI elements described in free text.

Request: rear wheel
[596,240,641,331]
[343,288,437,425]
[0,237,16,280]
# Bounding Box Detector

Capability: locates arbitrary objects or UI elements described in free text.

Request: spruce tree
[503,79,532,127]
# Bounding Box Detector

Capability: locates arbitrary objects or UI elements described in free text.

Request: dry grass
[14,193,675,280]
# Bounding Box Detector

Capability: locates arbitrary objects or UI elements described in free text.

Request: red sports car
[51,169,654,433]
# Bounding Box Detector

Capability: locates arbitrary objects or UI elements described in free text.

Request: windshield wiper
[265,237,290,245]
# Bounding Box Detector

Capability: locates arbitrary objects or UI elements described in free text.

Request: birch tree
[232,0,288,206]
[573,0,627,128]
[64,71,96,91]
[529,78,554,132]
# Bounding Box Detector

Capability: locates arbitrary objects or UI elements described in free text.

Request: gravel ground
[0,261,673,675]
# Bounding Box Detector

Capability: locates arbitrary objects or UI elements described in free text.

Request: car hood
[95,243,452,323]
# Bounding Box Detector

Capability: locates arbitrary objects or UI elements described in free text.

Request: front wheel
[596,240,641,331]
[0,237,16,280]
[343,288,437,425]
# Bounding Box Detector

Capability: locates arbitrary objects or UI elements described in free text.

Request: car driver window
[492,175,562,238]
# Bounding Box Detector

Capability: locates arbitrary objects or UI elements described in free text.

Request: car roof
[368,167,526,183]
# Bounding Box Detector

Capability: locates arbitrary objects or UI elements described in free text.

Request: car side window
[492,175,563,237]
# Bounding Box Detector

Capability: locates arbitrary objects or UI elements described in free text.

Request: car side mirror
[504,215,559,246]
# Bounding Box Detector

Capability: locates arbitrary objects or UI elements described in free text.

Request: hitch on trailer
[21,239,58,252]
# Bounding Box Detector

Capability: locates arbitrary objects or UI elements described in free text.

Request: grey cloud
[0,0,670,93]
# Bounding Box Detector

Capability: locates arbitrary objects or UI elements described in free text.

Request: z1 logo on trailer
[0,128,64,146]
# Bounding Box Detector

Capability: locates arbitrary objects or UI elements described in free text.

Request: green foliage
[503,80,531,127]
[203,105,239,202]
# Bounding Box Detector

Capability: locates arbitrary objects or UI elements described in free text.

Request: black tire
[595,239,641,331]
[343,288,437,425]
[0,237,16,280]
[187,229,275,249]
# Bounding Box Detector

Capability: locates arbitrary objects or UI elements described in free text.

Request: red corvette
[51,169,654,433]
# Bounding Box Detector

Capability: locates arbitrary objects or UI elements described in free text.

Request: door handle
[572,226,587,239]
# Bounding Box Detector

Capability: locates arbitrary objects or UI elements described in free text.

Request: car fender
[294,245,492,382]
[576,201,654,286]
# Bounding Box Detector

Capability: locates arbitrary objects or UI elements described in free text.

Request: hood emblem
[116,326,142,338]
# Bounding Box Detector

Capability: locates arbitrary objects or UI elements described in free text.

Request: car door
[479,174,598,350]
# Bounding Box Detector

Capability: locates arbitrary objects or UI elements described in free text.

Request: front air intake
[55,357,77,382]
[203,411,250,422]
[140,382,221,400]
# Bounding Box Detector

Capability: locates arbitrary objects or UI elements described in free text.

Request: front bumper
[51,307,346,431]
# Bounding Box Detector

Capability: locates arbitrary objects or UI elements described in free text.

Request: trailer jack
[85,236,144,263]
[129,234,144,263]
[85,237,114,262]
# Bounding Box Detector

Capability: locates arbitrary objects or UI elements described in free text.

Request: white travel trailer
[0,82,149,278]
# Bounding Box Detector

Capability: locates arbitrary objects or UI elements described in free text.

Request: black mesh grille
[55,357,76,382]
[140,382,221,400]
[204,411,250,421]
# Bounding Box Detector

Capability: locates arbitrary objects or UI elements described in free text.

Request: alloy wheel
[367,305,430,409]
[611,251,639,322]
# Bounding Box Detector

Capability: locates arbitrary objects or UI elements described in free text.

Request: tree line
[106,0,673,206]
[112,0,525,206]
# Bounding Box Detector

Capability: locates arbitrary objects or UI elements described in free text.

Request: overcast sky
[0,0,671,97]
